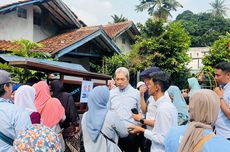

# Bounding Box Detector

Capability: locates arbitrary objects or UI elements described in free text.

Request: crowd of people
[0,61,230,152]
[82,61,230,152]
[0,71,79,152]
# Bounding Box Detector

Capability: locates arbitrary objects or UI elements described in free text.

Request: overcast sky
[64,0,230,26]
[1,0,230,26]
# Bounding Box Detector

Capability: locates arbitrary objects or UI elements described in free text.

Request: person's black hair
[26,77,39,86]
[0,83,10,97]
[215,62,230,73]
[149,71,170,92]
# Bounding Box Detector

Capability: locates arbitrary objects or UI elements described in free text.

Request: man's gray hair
[115,67,130,80]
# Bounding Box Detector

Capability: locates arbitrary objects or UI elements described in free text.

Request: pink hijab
[33,81,65,128]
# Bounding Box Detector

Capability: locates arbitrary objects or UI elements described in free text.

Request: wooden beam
[42,3,68,26]
[47,1,73,25]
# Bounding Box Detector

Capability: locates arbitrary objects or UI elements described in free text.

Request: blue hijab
[167,86,188,117]
[187,77,201,97]
[85,86,110,142]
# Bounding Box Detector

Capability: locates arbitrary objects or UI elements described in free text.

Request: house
[186,47,210,73]
[0,0,139,71]
[0,0,85,42]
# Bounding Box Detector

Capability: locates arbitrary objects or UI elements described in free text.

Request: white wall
[114,32,132,54]
[0,5,33,41]
[33,16,58,42]
[187,47,209,72]
[0,5,58,42]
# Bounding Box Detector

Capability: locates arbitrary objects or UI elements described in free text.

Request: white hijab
[14,85,37,114]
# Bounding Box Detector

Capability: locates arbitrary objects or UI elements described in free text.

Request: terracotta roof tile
[103,21,133,38]
[34,26,100,55]
[0,40,21,51]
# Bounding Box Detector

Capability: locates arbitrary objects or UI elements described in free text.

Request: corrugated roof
[0,54,111,80]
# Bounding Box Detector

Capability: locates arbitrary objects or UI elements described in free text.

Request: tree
[202,33,230,73]
[136,0,182,21]
[0,39,51,83]
[210,0,229,17]
[111,14,128,23]
[176,11,230,47]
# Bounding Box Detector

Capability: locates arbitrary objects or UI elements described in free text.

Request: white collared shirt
[144,94,178,152]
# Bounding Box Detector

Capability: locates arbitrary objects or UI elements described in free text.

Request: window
[17,8,27,19]
[122,38,125,44]
[34,12,41,25]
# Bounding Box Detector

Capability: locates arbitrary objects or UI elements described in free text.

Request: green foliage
[202,33,230,73]
[93,20,191,88]
[110,14,128,23]
[176,11,230,47]
[133,20,191,88]
[90,53,128,76]
[136,0,182,21]
[0,39,51,83]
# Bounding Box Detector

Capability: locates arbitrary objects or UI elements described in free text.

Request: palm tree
[136,0,183,21]
[111,14,128,23]
[210,0,229,17]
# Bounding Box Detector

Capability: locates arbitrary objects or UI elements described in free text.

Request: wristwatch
[140,118,145,124]
[220,96,224,100]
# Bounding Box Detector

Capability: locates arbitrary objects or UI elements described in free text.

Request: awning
[0,55,111,80]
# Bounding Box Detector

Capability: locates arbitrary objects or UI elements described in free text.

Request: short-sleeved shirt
[0,98,31,152]
[215,82,230,138]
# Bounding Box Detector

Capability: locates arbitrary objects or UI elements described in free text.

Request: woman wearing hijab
[167,86,189,125]
[81,86,128,152]
[164,89,230,152]
[187,77,201,97]
[50,80,79,135]
[33,81,65,151]
[13,124,61,152]
[50,80,80,151]
[14,85,40,124]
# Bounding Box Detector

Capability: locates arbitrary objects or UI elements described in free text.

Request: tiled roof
[103,21,134,38]
[0,40,21,51]
[34,26,100,54]
[0,21,137,55]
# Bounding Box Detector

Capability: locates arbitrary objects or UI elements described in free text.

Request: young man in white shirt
[128,71,178,152]
[214,62,230,140]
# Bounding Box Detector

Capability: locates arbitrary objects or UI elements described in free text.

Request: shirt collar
[118,84,130,93]
[0,97,13,104]
[223,82,230,90]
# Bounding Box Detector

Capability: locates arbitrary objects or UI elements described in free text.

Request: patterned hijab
[178,89,220,152]
[85,86,109,142]
[33,81,65,128]
[13,124,61,152]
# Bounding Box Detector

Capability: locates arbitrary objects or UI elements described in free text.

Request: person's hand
[132,113,142,121]
[128,125,145,134]
[139,85,147,94]
[214,87,224,98]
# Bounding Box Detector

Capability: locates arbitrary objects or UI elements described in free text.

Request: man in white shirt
[129,71,178,152]
[110,67,141,152]
[214,62,230,140]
